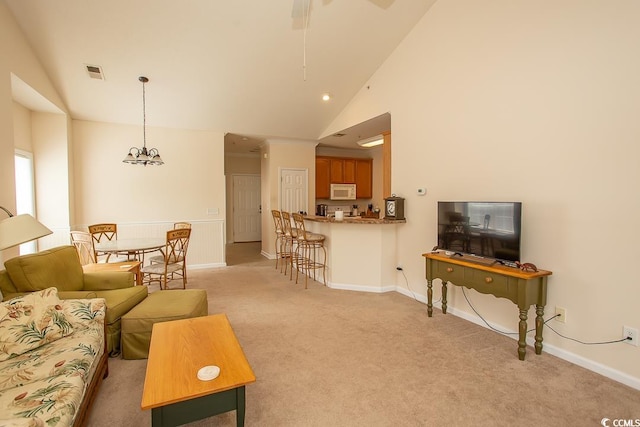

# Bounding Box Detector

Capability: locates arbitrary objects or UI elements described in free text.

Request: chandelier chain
[142,77,146,148]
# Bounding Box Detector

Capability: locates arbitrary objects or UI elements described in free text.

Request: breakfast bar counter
[302,215,405,292]
[304,215,406,225]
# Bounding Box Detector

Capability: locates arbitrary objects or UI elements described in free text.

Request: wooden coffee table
[141,314,256,426]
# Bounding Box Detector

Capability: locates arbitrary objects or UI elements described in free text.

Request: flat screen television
[437,201,522,263]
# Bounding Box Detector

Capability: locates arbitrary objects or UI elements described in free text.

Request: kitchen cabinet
[343,159,356,183]
[355,159,372,199]
[316,156,372,199]
[330,159,345,183]
[316,157,331,199]
[329,158,357,183]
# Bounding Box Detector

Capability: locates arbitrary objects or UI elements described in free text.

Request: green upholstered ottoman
[121,289,208,359]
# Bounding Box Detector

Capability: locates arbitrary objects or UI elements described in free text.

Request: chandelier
[123,76,164,166]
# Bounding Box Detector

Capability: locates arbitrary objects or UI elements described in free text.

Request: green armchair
[0,245,148,355]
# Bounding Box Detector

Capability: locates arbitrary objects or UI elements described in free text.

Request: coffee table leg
[237,386,246,427]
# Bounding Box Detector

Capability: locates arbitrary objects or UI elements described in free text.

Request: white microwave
[330,183,357,200]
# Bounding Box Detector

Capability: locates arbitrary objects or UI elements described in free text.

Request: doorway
[280,168,308,213]
[232,174,261,242]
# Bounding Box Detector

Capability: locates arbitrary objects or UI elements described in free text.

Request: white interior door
[233,174,262,242]
[280,168,308,213]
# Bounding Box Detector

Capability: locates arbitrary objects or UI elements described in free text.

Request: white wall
[0,3,69,263]
[324,1,640,387]
[261,139,316,258]
[12,102,31,151]
[71,119,226,266]
[72,120,225,223]
[32,112,70,236]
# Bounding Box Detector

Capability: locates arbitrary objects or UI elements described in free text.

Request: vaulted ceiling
[5,0,436,149]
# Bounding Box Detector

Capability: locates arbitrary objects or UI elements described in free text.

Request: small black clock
[384,196,405,220]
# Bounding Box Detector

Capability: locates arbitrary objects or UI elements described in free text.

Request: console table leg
[535,305,544,355]
[427,279,433,317]
[441,281,448,315]
[518,309,528,361]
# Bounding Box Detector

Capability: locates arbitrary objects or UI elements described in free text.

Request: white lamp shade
[0,214,53,251]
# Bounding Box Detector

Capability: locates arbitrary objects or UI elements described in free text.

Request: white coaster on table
[197,365,220,381]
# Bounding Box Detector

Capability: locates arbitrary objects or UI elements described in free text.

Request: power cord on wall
[396,267,441,305]
[461,288,629,345]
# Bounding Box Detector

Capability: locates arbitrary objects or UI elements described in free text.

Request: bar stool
[271,210,285,271]
[292,213,327,289]
[280,211,298,277]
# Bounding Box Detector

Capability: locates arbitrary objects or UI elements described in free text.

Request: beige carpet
[88,242,640,426]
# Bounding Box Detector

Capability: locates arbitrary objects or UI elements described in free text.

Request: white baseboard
[261,250,275,260]
[328,281,396,294]
[394,285,427,304]
[187,262,226,269]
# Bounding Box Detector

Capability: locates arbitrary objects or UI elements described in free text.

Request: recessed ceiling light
[322,93,331,101]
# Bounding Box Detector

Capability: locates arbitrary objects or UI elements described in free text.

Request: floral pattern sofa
[0,288,108,427]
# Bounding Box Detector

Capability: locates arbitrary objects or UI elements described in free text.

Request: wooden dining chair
[140,228,191,290]
[88,223,128,263]
[148,222,192,269]
[70,231,96,265]
[173,222,192,230]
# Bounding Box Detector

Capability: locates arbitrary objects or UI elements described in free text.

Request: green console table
[423,252,552,360]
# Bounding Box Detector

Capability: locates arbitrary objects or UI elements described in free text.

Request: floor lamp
[0,206,52,251]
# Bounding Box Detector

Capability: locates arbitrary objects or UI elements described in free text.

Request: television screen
[437,201,522,262]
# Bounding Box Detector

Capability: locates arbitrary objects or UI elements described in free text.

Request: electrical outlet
[555,307,566,323]
[623,326,638,346]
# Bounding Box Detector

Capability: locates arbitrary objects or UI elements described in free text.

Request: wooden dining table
[94,238,166,265]
[83,261,143,286]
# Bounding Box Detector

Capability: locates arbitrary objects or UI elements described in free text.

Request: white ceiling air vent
[85,65,105,80]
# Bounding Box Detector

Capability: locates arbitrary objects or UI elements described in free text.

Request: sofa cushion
[0,298,105,427]
[0,298,105,391]
[0,373,85,427]
[0,271,18,300]
[0,288,74,362]
[4,247,84,293]
[93,286,148,325]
